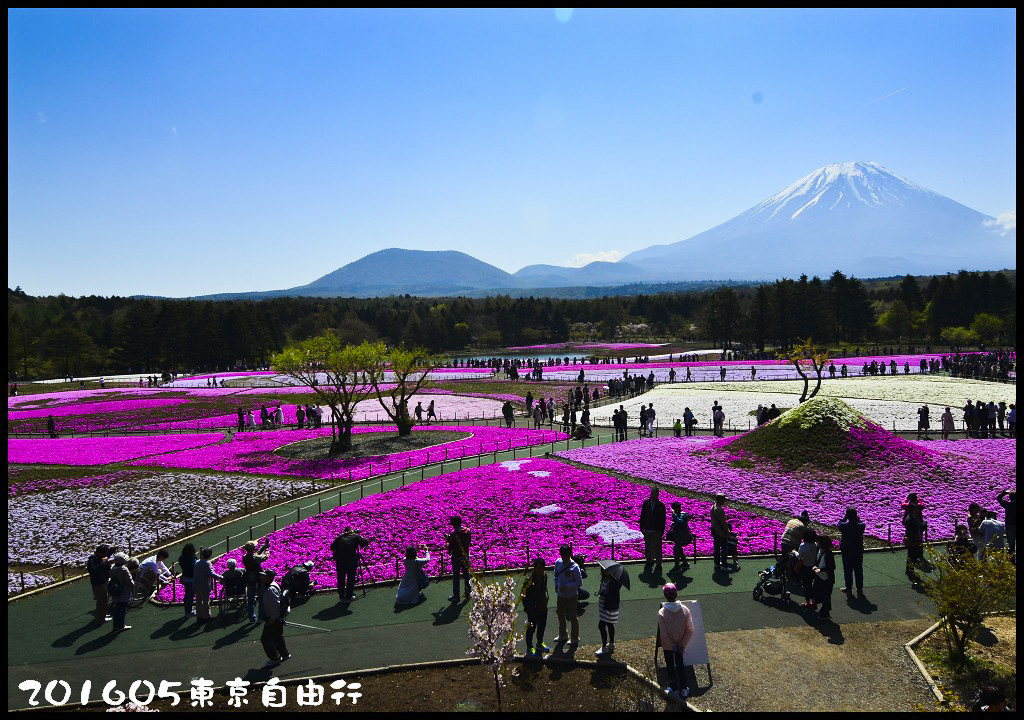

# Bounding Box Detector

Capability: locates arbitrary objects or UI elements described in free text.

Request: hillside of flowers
[559,398,1015,541]
[155,457,786,601]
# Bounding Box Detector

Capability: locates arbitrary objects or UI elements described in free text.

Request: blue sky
[8,8,1017,297]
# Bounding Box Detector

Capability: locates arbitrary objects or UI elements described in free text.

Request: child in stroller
[753,551,796,603]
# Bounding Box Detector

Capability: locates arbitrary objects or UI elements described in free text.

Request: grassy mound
[720,397,930,471]
[273,430,470,461]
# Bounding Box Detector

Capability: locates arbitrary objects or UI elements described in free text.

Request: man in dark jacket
[837,507,866,595]
[639,488,667,570]
[331,527,368,603]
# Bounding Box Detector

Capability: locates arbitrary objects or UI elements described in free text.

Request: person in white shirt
[138,549,173,587]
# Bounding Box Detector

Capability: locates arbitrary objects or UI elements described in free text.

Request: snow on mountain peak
[747,161,938,222]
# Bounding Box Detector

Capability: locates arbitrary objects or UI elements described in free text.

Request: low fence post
[274,514,278,531]
[249,525,253,540]
[226,536,231,552]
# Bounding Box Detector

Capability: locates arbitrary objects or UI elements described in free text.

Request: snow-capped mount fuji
[623,161,1015,280]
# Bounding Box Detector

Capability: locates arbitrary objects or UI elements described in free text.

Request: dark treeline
[7,270,1016,379]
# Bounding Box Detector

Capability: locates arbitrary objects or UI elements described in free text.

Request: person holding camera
[331,527,368,603]
[395,545,431,607]
[242,539,270,622]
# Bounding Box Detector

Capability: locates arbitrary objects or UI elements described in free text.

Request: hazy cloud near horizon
[567,250,626,267]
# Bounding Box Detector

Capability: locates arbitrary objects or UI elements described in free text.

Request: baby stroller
[752,552,795,603]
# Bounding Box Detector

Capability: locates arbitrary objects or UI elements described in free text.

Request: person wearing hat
[260,570,290,667]
[658,584,694,701]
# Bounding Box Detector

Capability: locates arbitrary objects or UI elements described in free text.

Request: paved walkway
[7,549,932,710]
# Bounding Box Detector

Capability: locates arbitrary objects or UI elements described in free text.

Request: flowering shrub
[154,457,785,601]
[8,397,188,420]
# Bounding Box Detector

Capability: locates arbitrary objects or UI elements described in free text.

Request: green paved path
[8,550,932,710]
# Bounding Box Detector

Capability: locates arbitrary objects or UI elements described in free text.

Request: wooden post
[226,536,230,552]
[274,514,278,531]
[60,562,66,581]
[296,506,300,522]
[249,525,253,540]
[318,498,322,514]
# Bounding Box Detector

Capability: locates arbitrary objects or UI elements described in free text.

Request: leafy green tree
[40,326,96,378]
[361,343,445,436]
[940,326,978,349]
[876,299,913,340]
[272,333,376,453]
[969,313,1003,345]
[921,548,1015,661]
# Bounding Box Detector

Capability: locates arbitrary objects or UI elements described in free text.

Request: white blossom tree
[465,576,522,711]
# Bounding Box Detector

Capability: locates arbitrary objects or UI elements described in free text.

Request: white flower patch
[529,504,563,515]
[527,471,551,477]
[499,459,533,471]
[7,472,323,567]
[586,520,644,545]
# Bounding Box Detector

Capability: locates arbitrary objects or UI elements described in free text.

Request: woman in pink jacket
[658,583,695,701]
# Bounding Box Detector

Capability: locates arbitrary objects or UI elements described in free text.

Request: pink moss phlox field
[132,425,567,480]
[8,397,188,420]
[8,388,168,409]
[7,434,226,466]
[557,435,1016,541]
[575,343,668,349]
[156,457,783,601]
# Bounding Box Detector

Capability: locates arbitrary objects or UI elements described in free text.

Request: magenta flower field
[130,425,566,480]
[155,457,785,601]
[558,435,1016,541]
[7,433,225,465]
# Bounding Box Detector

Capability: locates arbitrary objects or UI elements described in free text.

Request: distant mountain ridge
[184,161,1014,299]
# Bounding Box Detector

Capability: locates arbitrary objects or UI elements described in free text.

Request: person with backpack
[330,527,368,603]
[668,502,693,570]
